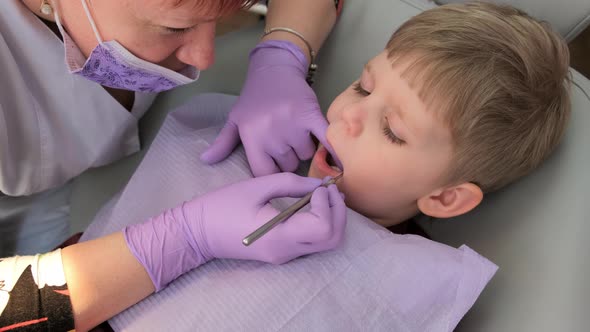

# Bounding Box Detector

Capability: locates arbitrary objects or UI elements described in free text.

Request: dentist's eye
[353,81,370,96]
[382,122,405,146]
[164,26,195,35]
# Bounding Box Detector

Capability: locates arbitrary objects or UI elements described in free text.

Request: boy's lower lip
[312,145,341,177]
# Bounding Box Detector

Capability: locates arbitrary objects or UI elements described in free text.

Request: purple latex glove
[200,40,338,177]
[124,173,346,291]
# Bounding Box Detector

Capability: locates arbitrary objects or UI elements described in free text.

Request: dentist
[0,0,346,331]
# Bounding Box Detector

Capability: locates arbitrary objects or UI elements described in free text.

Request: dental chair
[71,0,590,330]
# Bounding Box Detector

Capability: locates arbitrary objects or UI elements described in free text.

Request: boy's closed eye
[353,81,370,96]
[353,82,405,146]
[383,117,405,146]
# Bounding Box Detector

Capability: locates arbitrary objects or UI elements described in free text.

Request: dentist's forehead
[123,0,234,26]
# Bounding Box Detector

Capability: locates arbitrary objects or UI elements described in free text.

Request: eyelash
[164,26,194,35]
[353,81,370,96]
[383,118,405,146]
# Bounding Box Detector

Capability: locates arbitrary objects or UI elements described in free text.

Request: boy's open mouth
[326,151,340,170]
[313,145,343,177]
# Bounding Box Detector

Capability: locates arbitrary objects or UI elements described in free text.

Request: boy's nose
[341,105,366,137]
[175,22,216,70]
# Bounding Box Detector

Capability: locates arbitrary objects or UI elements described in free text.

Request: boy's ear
[417,183,483,219]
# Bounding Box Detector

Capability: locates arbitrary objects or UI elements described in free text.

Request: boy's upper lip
[325,138,344,170]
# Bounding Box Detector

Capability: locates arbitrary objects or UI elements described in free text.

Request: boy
[309,1,570,227]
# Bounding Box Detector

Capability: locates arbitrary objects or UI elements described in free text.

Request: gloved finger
[295,184,347,255]
[307,112,329,147]
[272,147,300,173]
[308,115,343,170]
[321,176,342,188]
[325,184,347,246]
[279,186,334,244]
[251,172,322,204]
[290,133,317,161]
[243,140,281,177]
[200,122,240,164]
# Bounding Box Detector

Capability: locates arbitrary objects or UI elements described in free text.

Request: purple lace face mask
[54,0,199,93]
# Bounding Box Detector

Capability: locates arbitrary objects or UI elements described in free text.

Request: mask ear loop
[80,0,104,43]
[52,1,66,34]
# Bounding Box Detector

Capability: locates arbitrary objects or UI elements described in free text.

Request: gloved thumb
[253,173,323,204]
[200,121,240,164]
[308,113,343,169]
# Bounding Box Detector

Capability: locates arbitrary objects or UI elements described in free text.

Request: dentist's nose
[341,105,367,137]
[175,22,216,70]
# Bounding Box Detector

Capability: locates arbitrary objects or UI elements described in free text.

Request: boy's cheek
[326,126,336,145]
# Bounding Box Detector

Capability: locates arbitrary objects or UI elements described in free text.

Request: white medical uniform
[0,1,156,255]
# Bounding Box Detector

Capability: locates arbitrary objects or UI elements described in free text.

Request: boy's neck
[386,219,430,238]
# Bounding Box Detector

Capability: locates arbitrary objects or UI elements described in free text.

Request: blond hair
[386,2,571,193]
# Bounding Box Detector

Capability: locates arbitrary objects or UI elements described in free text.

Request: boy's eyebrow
[394,100,409,129]
[365,59,412,138]
[390,104,412,140]
[371,59,414,140]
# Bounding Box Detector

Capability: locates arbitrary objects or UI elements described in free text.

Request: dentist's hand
[200,40,334,177]
[124,173,347,291]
